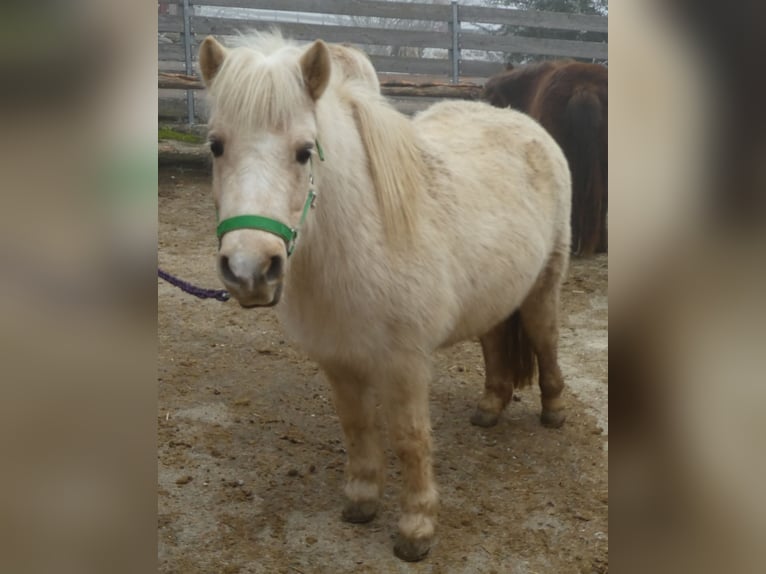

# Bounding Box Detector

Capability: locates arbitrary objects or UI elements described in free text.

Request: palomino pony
[198,33,571,561]
[483,61,608,256]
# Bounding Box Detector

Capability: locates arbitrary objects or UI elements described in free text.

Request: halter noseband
[216,140,325,256]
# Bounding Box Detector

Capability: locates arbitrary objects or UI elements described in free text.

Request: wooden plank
[460,59,507,79]
[159,42,187,61]
[162,95,435,122]
[159,61,188,74]
[368,55,450,76]
[159,14,183,33]
[160,97,193,120]
[168,36,451,71]
[158,72,482,99]
[196,0,451,21]
[459,6,608,34]
[460,33,608,60]
[158,37,606,75]
[192,19,452,48]
[158,41,451,76]
[160,93,208,120]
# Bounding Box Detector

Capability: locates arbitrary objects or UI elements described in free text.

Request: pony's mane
[327,44,380,92]
[343,81,424,241]
[206,31,309,130]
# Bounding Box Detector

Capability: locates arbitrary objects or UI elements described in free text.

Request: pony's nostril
[264,255,284,283]
[220,253,283,286]
[219,255,238,284]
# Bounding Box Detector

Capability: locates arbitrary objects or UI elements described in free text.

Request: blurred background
[0,0,764,572]
[0,1,157,573]
[610,1,766,572]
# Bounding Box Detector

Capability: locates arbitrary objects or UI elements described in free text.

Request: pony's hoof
[341,500,378,524]
[393,534,432,562]
[470,408,499,428]
[541,410,566,428]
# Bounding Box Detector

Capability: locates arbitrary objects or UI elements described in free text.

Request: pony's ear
[199,36,228,87]
[300,40,331,101]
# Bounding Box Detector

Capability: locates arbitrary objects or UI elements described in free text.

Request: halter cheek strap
[215,140,324,256]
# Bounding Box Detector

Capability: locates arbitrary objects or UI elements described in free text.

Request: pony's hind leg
[322,362,385,524]
[471,321,515,427]
[377,353,438,562]
[521,250,568,428]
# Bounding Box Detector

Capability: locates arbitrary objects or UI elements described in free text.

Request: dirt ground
[158,166,608,574]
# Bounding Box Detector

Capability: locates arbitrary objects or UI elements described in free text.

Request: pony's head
[199,34,331,307]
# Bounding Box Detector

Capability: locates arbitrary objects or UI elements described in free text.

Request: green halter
[216,140,325,256]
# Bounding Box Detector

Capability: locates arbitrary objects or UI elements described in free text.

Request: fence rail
[158,0,607,124]
[197,0,454,20]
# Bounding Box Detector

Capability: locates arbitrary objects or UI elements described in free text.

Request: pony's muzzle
[217,248,285,307]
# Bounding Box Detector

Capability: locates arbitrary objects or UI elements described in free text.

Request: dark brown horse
[483,61,608,255]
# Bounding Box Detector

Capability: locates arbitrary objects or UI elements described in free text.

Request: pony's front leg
[322,362,385,523]
[378,355,438,562]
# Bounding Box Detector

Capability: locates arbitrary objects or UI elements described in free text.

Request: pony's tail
[507,310,537,389]
[565,88,606,256]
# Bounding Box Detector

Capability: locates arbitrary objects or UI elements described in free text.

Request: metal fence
[158,0,607,124]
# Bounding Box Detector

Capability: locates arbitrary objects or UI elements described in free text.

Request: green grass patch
[158,127,205,144]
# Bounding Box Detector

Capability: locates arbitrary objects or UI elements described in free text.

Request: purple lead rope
[158,268,230,302]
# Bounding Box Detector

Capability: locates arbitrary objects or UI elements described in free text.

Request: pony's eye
[295,147,312,165]
[210,139,224,158]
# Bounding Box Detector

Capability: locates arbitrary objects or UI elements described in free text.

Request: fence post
[181,0,195,125]
[449,1,460,84]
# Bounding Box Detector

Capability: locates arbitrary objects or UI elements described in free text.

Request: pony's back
[410,99,571,345]
[482,61,563,110]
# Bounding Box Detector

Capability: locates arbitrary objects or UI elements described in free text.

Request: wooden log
[158,140,209,167]
[159,72,201,90]
[379,80,483,99]
[158,72,483,99]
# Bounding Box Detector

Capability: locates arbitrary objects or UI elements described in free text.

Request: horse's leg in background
[597,164,608,253]
[521,250,568,428]
[471,322,514,427]
[578,164,604,256]
[377,353,438,561]
[322,362,385,523]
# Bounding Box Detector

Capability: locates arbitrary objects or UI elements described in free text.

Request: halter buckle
[286,229,298,256]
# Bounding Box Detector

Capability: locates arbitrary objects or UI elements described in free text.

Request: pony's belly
[437,251,547,347]
[439,295,525,348]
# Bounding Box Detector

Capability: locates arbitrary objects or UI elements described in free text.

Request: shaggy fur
[199,33,571,561]
[484,60,608,255]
